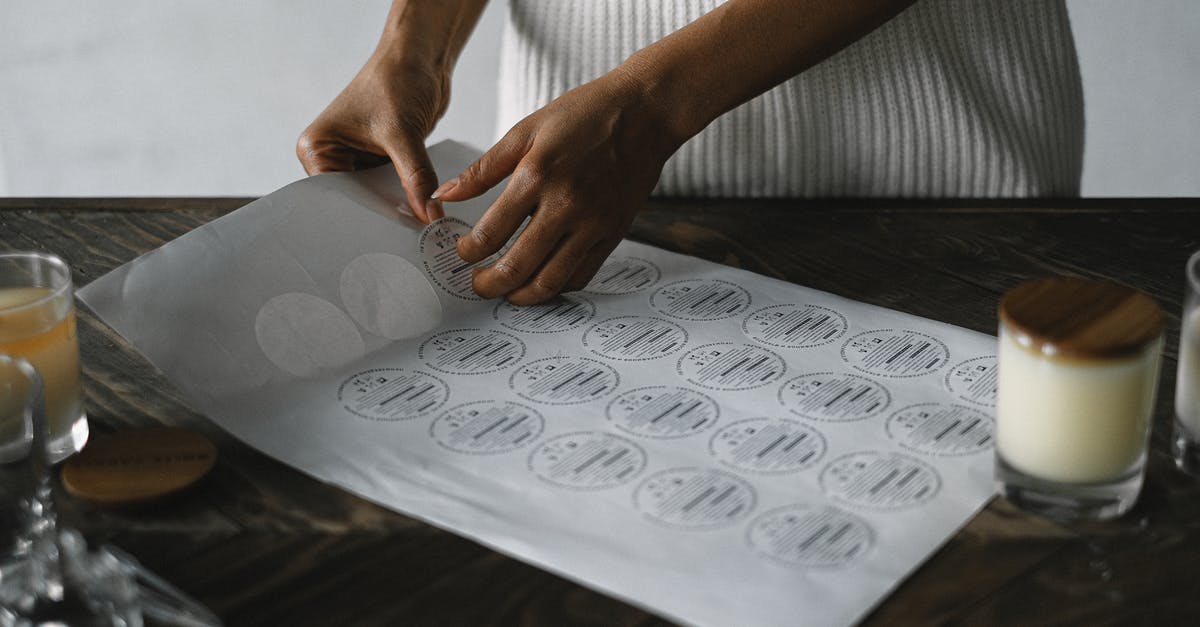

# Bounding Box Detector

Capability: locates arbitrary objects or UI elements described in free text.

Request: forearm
[375,0,489,72]
[616,0,916,145]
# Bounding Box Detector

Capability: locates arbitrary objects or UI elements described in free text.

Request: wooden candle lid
[999,277,1163,359]
[62,427,217,506]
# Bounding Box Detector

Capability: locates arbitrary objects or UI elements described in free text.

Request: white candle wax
[1177,309,1200,436]
[997,327,1161,484]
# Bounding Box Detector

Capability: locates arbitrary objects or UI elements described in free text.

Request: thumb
[432,127,529,202]
[385,134,442,223]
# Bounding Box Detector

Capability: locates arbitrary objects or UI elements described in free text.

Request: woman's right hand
[296,1,489,223]
[297,50,448,223]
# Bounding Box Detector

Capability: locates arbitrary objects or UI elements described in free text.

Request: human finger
[433,125,529,202]
[455,166,540,263]
[562,237,622,293]
[470,213,566,300]
[504,234,599,305]
[383,133,443,223]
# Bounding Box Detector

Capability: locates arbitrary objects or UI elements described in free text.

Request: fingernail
[397,202,416,219]
[431,178,459,199]
[427,198,445,221]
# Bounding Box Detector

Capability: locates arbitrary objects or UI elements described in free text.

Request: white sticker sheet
[78,141,997,627]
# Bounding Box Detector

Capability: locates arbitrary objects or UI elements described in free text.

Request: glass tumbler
[995,277,1163,521]
[1173,250,1200,475]
[0,252,88,463]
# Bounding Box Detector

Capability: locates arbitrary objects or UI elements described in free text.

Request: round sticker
[585,257,662,294]
[709,418,826,474]
[885,403,994,456]
[606,386,719,439]
[777,372,891,422]
[430,400,544,455]
[746,505,873,567]
[509,357,619,405]
[337,369,449,421]
[419,328,526,375]
[650,279,752,321]
[820,451,941,510]
[633,467,757,529]
[944,356,999,406]
[528,431,647,490]
[419,217,497,300]
[582,316,688,361]
[493,294,596,334]
[677,343,786,391]
[841,330,950,378]
[339,253,442,340]
[256,292,365,378]
[742,304,848,349]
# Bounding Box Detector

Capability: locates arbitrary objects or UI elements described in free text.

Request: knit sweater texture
[496,0,1084,197]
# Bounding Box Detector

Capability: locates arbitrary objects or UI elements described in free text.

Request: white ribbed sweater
[496,0,1084,198]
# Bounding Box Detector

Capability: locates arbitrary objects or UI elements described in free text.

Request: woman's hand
[433,68,682,304]
[297,53,448,223]
[432,0,914,304]
[296,0,488,223]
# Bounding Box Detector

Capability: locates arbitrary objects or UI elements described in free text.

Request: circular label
[885,403,995,456]
[777,372,891,422]
[709,418,826,474]
[509,357,619,405]
[606,386,720,439]
[584,257,662,294]
[527,431,647,490]
[493,294,596,334]
[418,328,526,375]
[841,330,950,378]
[945,356,999,406]
[419,217,498,300]
[582,316,688,361]
[430,400,544,455]
[820,452,941,510]
[256,292,365,378]
[746,505,873,568]
[650,279,752,321]
[677,343,786,391]
[337,369,449,421]
[339,253,442,340]
[634,467,756,529]
[742,304,848,349]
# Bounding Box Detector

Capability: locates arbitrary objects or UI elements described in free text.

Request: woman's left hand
[432,68,682,305]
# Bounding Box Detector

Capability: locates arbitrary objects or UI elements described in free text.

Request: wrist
[601,66,690,166]
[377,0,486,74]
[611,50,716,152]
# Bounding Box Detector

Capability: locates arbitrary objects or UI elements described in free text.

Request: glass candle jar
[0,252,88,463]
[995,277,1163,521]
[1172,250,1200,475]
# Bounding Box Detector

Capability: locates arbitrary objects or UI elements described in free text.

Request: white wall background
[0,1,1196,197]
[1070,0,1200,196]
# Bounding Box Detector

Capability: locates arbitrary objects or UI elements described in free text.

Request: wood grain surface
[2,197,1198,626]
[999,276,1164,359]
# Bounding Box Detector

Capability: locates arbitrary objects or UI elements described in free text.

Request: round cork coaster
[62,427,217,506]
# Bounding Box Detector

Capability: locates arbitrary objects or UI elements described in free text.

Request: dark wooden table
[3,198,1199,626]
